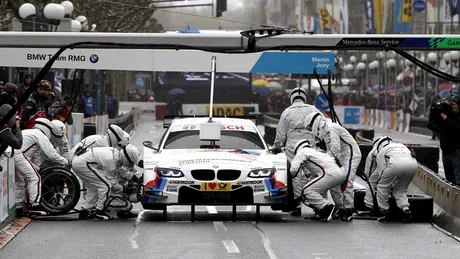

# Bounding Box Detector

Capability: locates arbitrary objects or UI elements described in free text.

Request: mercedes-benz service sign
[413,0,426,12]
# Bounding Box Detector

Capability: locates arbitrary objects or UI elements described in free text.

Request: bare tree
[1,0,163,32]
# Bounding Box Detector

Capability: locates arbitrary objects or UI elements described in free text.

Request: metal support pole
[232,205,237,222]
[255,205,260,222]
[97,70,103,115]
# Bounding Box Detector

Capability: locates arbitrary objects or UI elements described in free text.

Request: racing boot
[402,209,412,223]
[117,211,138,219]
[333,208,345,219]
[28,204,47,216]
[94,210,114,220]
[290,197,302,216]
[377,209,389,223]
[16,207,24,218]
[318,204,336,222]
[341,208,354,221]
[78,209,96,220]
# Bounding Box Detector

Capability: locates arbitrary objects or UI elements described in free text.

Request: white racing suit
[16,129,68,207]
[363,147,379,209]
[372,143,418,211]
[274,101,323,200]
[72,147,134,211]
[320,122,362,210]
[290,147,346,211]
[69,134,111,161]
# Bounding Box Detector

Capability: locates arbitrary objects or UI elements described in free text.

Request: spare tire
[39,166,81,215]
[388,194,433,222]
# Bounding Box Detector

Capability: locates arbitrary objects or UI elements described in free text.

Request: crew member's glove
[271,142,283,154]
[137,159,144,168]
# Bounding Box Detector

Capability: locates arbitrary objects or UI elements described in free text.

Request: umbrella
[254,86,273,95]
[266,81,283,89]
[252,79,269,86]
[168,88,186,95]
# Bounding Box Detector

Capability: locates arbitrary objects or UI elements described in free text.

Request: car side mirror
[143,141,159,152]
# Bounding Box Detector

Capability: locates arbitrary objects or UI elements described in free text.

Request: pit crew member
[72,144,140,220]
[290,139,345,222]
[273,87,323,216]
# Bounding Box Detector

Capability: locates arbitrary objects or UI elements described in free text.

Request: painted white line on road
[245,205,252,211]
[129,210,147,249]
[222,240,240,253]
[206,206,218,214]
[213,221,227,232]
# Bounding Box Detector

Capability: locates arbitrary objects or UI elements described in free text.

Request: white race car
[141,116,291,211]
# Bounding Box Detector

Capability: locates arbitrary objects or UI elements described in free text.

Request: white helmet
[120,131,130,148]
[106,124,125,148]
[373,136,393,153]
[119,144,140,167]
[305,112,324,137]
[34,118,53,138]
[294,139,311,155]
[290,87,308,104]
[50,119,66,138]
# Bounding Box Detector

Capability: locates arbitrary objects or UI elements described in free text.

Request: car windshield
[163,130,265,150]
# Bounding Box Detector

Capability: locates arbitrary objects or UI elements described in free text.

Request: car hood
[155,149,275,169]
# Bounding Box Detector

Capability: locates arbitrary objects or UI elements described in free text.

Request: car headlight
[155,167,184,178]
[248,168,274,178]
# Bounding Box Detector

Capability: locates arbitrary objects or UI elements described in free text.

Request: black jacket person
[19,80,52,130]
[0,104,23,156]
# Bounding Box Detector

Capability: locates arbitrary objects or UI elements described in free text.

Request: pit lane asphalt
[1,115,458,259]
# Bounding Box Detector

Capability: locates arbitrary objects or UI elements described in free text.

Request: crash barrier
[119,101,156,115]
[411,165,460,237]
[119,102,261,120]
[0,156,16,228]
[362,108,411,133]
[66,110,140,148]
[409,116,433,136]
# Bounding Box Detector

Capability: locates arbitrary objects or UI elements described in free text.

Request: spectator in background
[80,89,95,118]
[18,73,33,98]
[106,92,118,119]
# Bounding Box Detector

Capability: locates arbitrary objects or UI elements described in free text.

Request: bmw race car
[141,116,291,211]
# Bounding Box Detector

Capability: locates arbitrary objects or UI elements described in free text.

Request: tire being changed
[39,166,81,215]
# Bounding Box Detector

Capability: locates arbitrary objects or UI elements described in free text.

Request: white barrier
[0,156,15,224]
[119,102,156,114]
[66,113,84,149]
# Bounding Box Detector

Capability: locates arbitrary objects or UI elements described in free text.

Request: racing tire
[388,194,433,223]
[360,129,374,141]
[39,166,81,215]
[353,189,367,211]
[354,190,433,222]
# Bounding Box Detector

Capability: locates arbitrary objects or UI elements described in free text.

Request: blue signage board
[250,52,335,75]
[315,93,329,111]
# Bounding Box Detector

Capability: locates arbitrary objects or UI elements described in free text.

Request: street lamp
[12,1,93,32]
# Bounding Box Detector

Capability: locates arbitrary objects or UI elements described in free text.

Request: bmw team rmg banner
[362,0,376,33]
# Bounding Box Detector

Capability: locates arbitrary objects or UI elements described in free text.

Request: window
[163,130,265,150]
